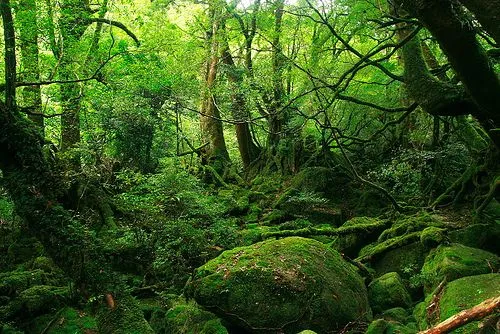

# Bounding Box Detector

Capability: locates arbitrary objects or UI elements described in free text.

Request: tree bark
[397,0,500,147]
[59,0,91,152]
[16,0,44,131]
[1,0,16,109]
[459,0,500,45]
[419,296,500,334]
[221,47,260,169]
[200,5,230,174]
[268,0,285,150]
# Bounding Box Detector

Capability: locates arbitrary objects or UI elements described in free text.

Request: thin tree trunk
[1,0,16,109]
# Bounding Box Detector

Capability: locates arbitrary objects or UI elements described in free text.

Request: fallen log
[419,295,500,334]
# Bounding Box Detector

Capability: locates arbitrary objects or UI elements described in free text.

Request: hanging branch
[88,18,140,47]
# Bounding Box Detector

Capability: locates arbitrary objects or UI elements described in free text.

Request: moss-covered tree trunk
[16,0,44,132]
[396,0,500,147]
[221,46,260,169]
[58,0,91,153]
[200,5,230,174]
[459,0,500,45]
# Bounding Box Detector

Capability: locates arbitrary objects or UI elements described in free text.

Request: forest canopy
[0,0,499,333]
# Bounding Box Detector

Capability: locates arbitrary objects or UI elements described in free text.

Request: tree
[199,2,231,174]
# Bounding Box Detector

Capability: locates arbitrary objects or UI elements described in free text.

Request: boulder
[185,237,371,333]
[449,223,500,255]
[414,273,500,333]
[420,243,499,293]
[150,301,227,334]
[368,272,412,314]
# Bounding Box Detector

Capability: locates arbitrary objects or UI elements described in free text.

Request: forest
[0,0,499,333]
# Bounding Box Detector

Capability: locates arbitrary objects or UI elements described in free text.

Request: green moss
[449,223,500,254]
[96,295,154,334]
[43,307,97,334]
[366,319,417,334]
[421,243,499,293]
[185,237,371,333]
[420,227,446,249]
[17,285,69,314]
[0,269,47,296]
[162,301,227,334]
[415,273,500,333]
[380,307,410,323]
[368,272,412,314]
[378,213,444,242]
[437,273,500,333]
[331,217,385,257]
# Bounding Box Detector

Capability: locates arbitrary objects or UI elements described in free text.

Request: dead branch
[419,296,500,334]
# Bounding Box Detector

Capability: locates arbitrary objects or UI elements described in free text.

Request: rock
[420,227,446,249]
[185,237,371,333]
[297,331,318,334]
[414,273,500,333]
[366,319,417,334]
[97,295,154,334]
[380,307,410,323]
[331,217,386,257]
[28,307,97,334]
[368,272,412,314]
[10,285,69,316]
[449,223,500,255]
[420,243,499,293]
[149,299,227,334]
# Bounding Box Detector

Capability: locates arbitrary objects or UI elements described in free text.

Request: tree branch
[419,296,500,334]
[88,18,140,46]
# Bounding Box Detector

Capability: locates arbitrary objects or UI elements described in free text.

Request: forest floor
[0,166,499,333]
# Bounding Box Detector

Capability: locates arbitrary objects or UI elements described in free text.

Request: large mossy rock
[185,237,371,333]
[449,223,500,255]
[421,243,499,293]
[366,319,417,334]
[415,273,500,333]
[368,272,412,314]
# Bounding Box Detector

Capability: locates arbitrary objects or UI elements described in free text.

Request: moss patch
[368,272,412,314]
[421,243,499,293]
[415,273,500,333]
[185,237,371,333]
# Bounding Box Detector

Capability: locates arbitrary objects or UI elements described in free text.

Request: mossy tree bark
[459,0,500,45]
[395,0,500,147]
[58,0,91,154]
[200,4,230,174]
[16,0,44,132]
[221,46,260,169]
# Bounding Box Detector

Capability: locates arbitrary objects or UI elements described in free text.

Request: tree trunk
[268,0,285,150]
[59,0,91,152]
[16,0,44,131]
[459,0,500,45]
[1,0,16,109]
[397,0,500,147]
[221,47,260,169]
[200,5,230,174]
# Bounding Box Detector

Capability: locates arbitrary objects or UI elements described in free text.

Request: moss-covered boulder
[366,319,417,334]
[158,301,228,334]
[185,237,371,333]
[421,243,499,293]
[415,273,500,333]
[368,272,412,314]
[4,285,69,317]
[331,217,387,257]
[380,307,410,323]
[449,223,500,255]
[28,307,97,334]
[96,295,154,334]
[420,227,447,249]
